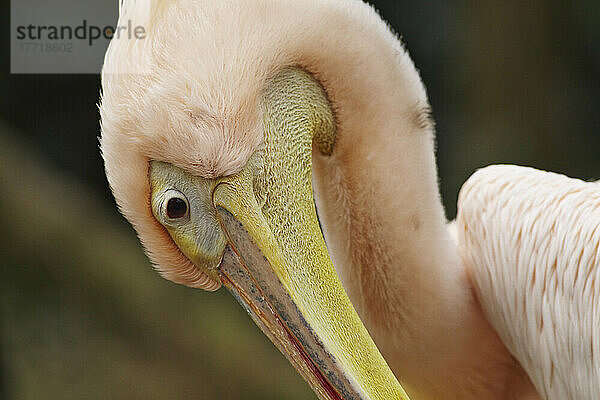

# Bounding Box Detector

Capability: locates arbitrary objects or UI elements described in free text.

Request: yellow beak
[150,68,409,399]
[209,68,409,400]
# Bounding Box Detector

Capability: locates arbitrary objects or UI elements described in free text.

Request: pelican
[99,0,599,399]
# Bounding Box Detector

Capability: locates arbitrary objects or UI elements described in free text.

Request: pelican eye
[163,190,189,220]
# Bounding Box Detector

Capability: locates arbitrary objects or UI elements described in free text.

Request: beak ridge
[217,207,364,400]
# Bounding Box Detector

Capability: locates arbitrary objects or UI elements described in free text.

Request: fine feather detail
[458,165,600,400]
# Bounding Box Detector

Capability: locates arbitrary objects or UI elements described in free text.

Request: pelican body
[100,1,599,399]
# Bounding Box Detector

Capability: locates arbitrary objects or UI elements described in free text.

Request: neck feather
[310,89,528,398]
[312,115,467,343]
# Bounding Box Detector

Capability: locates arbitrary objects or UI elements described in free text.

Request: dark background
[1,1,599,399]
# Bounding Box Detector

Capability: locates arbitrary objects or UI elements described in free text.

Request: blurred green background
[1,1,599,399]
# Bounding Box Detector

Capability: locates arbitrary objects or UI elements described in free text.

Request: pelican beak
[210,69,409,400]
[149,68,409,399]
[213,176,407,400]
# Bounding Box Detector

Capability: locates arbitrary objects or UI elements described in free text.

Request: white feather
[457,165,600,400]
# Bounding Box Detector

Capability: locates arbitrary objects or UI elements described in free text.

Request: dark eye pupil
[166,197,188,219]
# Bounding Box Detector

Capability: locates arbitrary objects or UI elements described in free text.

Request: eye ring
[162,190,190,221]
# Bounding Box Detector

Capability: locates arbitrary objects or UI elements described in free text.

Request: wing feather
[457,165,600,400]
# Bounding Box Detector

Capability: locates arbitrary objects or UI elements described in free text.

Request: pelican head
[100,0,430,398]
